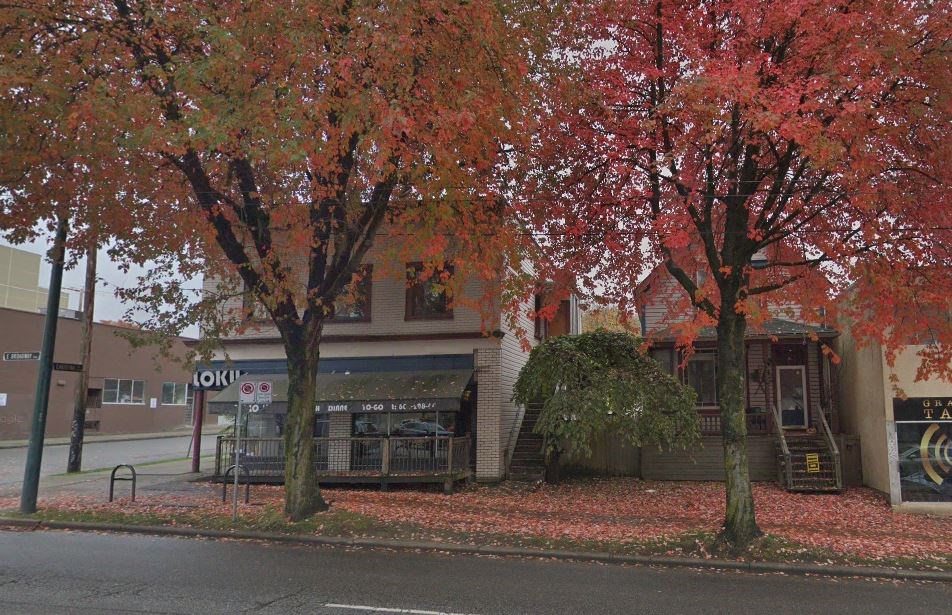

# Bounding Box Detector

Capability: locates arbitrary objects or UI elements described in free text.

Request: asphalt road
[0,435,218,488]
[0,530,947,614]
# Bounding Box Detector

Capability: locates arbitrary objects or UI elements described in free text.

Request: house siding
[641,436,777,481]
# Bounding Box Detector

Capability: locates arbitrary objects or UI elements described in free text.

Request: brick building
[0,306,198,440]
[203,245,580,485]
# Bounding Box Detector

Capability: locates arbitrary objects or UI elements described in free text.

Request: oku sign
[192,369,244,391]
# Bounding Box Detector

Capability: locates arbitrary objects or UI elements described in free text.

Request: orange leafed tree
[0,1,543,519]
[516,0,951,550]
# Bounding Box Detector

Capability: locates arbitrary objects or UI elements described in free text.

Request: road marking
[324,603,479,615]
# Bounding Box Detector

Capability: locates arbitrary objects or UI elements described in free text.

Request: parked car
[392,420,452,437]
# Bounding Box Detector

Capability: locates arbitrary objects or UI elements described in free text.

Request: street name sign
[52,362,84,373]
[3,352,40,361]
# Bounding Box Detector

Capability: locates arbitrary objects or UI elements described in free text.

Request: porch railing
[770,403,794,488]
[215,435,471,480]
[698,409,773,436]
[816,406,843,490]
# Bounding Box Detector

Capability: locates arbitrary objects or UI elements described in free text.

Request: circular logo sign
[258,381,272,394]
[239,382,255,395]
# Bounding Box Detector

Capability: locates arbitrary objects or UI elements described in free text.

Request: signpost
[189,369,244,474]
[232,380,272,520]
[20,215,68,514]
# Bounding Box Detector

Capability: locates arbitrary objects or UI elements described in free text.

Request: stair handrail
[816,407,843,490]
[503,403,528,475]
[769,402,793,488]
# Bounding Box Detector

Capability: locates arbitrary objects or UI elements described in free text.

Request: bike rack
[222,464,251,504]
[108,464,137,502]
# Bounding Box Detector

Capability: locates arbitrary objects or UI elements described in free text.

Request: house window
[161,382,189,406]
[685,352,717,406]
[103,379,145,405]
[405,262,454,320]
[649,347,675,375]
[533,294,548,340]
[329,265,372,322]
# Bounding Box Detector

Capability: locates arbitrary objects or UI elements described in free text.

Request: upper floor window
[685,351,717,407]
[533,294,548,340]
[329,265,373,323]
[161,382,189,406]
[103,379,145,405]
[405,262,454,320]
[649,347,675,376]
[241,279,269,321]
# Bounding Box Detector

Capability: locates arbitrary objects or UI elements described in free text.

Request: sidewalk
[0,456,215,502]
[0,426,224,450]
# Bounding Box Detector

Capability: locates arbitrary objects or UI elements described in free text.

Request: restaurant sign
[316,398,458,414]
[893,397,952,503]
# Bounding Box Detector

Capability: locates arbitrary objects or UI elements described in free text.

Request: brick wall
[474,347,502,480]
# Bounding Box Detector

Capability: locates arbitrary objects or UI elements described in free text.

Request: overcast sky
[1,234,201,338]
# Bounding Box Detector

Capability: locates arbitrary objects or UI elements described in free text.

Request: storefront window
[349,411,459,437]
[352,413,388,437]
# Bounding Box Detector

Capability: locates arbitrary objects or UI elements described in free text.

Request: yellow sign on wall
[805,453,821,473]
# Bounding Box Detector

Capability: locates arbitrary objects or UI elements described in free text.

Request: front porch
[214,435,472,492]
[644,322,851,490]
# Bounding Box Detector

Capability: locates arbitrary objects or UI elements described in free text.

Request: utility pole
[20,216,69,514]
[67,239,97,473]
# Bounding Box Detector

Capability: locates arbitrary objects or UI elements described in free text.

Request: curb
[1,517,949,582]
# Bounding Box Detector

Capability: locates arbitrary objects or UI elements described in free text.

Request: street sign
[52,362,83,373]
[3,352,39,361]
[239,382,256,404]
[192,369,244,390]
[256,381,273,405]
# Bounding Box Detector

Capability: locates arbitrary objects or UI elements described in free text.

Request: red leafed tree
[0,1,541,519]
[516,0,951,550]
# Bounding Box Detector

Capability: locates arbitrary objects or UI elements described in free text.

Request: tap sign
[893,397,952,503]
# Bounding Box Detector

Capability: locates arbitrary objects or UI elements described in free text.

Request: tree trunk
[715,308,761,552]
[283,342,328,520]
[67,243,97,473]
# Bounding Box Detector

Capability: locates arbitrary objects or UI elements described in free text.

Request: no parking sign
[256,381,272,405]
[239,382,256,404]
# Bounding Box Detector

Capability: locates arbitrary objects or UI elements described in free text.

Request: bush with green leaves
[513,331,700,460]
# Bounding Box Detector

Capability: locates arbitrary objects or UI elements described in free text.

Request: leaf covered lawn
[2,478,949,565]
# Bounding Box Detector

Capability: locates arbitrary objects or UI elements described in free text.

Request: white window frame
[161,382,189,406]
[102,378,146,405]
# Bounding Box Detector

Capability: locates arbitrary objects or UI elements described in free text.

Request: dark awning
[315,369,473,413]
[208,370,473,415]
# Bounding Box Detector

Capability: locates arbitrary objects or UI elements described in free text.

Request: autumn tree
[516,0,951,551]
[1,1,543,519]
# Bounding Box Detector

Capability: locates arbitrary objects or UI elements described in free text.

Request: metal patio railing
[215,435,471,482]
